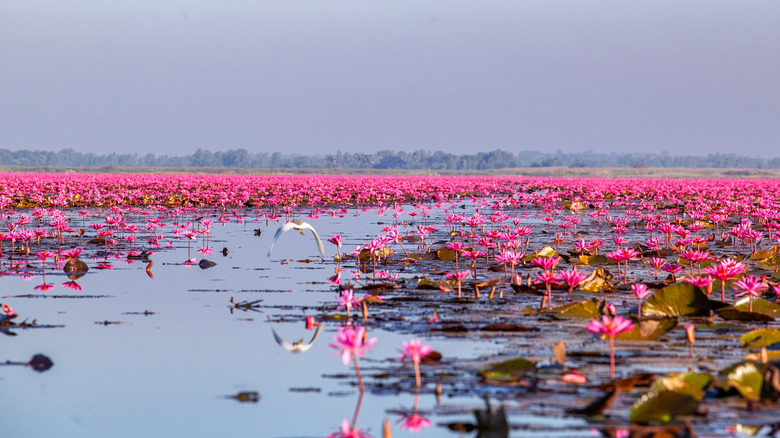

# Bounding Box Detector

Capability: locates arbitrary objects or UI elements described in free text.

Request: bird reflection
[267,317,323,353]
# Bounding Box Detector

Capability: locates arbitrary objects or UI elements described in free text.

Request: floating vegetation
[3,173,780,436]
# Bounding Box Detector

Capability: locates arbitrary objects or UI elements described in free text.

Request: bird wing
[267,221,296,257]
[269,324,295,352]
[302,223,326,257]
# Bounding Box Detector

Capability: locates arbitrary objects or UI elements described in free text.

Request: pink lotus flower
[733,275,768,312]
[305,316,319,330]
[3,303,16,316]
[587,315,635,379]
[533,270,563,309]
[646,257,666,279]
[399,339,434,388]
[445,270,471,298]
[328,234,343,257]
[336,289,362,318]
[632,283,651,316]
[531,256,559,271]
[329,325,377,391]
[61,248,83,259]
[399,339,434,365]
[559,269,587,300]
[703,258,747,302]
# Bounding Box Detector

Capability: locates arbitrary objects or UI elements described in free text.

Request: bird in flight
[267,219,325,257]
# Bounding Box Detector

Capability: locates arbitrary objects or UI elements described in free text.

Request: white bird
[267,317,323,354]
[267,219,325,257]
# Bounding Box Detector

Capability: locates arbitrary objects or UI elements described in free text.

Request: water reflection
[327,390,373,438]
[267,316,323,353]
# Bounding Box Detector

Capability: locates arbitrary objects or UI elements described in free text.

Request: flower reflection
[396,392,431,434]
[398,412,431,433]
[61,280,82,291]
[327,390,372,438]
[326,419,372,438]
[34,283,55,291]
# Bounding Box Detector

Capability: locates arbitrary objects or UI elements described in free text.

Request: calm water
[1,209,596,438]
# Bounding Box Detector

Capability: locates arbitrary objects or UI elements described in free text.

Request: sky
[2,1,779,158]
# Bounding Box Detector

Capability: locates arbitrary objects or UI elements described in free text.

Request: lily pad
[549,298,603,318]
[649,372,713,401]
[757,256,780,268]
[740,329,780,349]
[745,350,780,362]
[417,278,453,290]
[750,246,778,259]
[578,269,613,293]
[716,307,775,323]
[436,248,458,261]
[64,258,89,274]
[734,297,780,318]
[616,317,678,341]
[642,283,711,317]
[725,361,764,401]
[629,390,699,423]
[478,357,535,384]
[525,245,557,260]
[578,255,609,266]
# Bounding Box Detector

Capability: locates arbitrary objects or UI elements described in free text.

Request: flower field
[2,173,780,437]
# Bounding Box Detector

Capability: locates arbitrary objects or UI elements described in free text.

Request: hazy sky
[2,1,779,157]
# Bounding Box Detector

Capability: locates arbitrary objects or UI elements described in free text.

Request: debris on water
[28,354,54,372]
[448,395,509,438]
[229,297,263,313]
[198,259,216,269]
[566,387,621,417]
[223,391,261,403]
[289,387,322,393]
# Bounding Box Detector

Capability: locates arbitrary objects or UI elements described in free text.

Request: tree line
[1,147,778,169]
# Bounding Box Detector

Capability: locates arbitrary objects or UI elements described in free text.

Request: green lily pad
[477,357,535,383]
[523,245,557,261]
[629,390,699,423]
[417,278,453,290]
[616,317,678,341]
[750,246,779,259]
[725,362,764,401]
[549,298,603,318]
[734,297,780,318]
[579,268,613,293]
[740,329,780,349]
[642,283,711,317]
[757,256,780,268]
[716,306,775,322]
[649,372,713,401]
[437,248,458,261]
[745,350,780,362]
[564,200,587,211]
[578,255,608,266]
